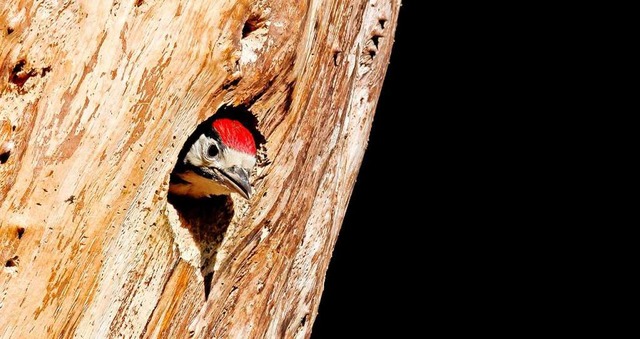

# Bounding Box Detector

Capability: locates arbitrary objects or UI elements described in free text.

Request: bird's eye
[207,144,219,157]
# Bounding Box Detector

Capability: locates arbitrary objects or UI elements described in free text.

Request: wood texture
[0,0,400,337]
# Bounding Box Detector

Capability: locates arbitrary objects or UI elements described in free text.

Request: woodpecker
[169,117,257,199]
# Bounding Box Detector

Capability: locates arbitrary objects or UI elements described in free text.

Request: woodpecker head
[169,117,257,199]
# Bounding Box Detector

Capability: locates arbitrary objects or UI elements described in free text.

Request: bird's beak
[216,166,253,200]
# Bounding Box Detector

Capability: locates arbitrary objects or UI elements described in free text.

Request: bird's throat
[168,171,232,198]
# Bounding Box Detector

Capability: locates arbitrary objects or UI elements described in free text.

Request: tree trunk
[0,0,399,337]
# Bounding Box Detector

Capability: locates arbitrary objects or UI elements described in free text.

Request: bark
[0,0,399,337]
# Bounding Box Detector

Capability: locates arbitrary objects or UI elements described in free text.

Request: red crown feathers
[212,118,257,155]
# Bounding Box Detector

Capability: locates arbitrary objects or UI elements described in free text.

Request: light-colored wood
[0,0,399,337]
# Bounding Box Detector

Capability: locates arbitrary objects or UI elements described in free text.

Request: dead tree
[0,0,400,337]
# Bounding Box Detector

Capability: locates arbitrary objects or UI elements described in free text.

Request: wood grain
[0,0,400,337]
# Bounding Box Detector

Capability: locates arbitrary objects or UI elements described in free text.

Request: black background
[309,1,596,336]
[311,2,419,337]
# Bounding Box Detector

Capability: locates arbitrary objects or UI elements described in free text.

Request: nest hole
[167,105,266,299]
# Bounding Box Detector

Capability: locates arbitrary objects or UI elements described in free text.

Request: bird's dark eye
[207,144,219,157]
